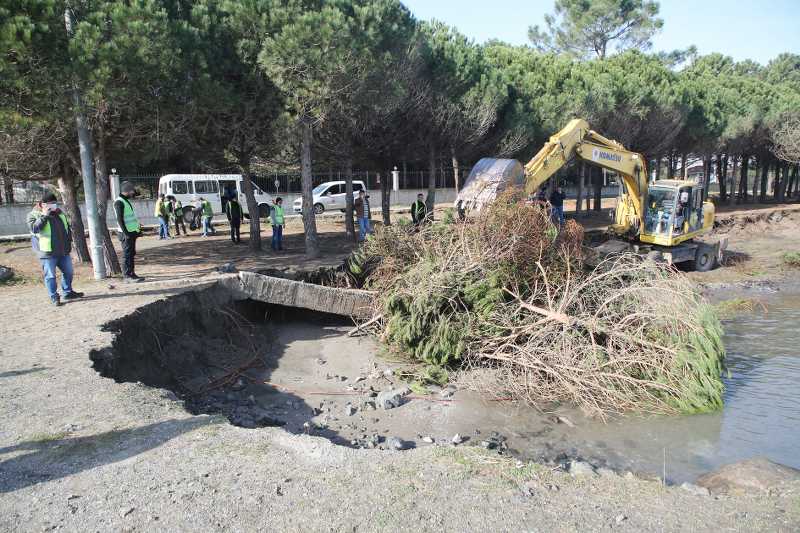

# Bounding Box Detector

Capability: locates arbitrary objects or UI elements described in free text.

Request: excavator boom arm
[523,119,649,224]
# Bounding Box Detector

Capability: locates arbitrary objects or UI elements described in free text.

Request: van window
[327,184,343,195]
[353,183,364,192]
[194,180,218,194]
[172,181,188,194]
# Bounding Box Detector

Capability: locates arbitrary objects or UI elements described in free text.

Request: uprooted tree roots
[348,191,725,418]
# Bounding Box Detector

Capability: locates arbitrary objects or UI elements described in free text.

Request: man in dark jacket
[354,190,372,241]
[225,194,243,244]
[114,181,144,282]
[411,193,426,226]
[549,186,566,225]
[28,191,84,306]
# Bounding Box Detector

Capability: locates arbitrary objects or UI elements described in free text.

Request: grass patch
[782,251,800,268]
[715,297,762,318]
[27,431,70,444]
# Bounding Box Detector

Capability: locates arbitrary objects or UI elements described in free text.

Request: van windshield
[312,184,328,195]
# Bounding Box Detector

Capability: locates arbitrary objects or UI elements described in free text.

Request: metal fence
[116,168,470,199]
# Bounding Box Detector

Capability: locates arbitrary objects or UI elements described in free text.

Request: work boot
[123,276,144,284]
[62,290,84,301]
[51,296,63,307]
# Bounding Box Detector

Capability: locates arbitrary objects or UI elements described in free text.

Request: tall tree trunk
[728,155,737,204]
[240,156,261,251]
[58,163,90,263]
[344,155,355,242]
[451,147,460,193]
[93,133,121,274]
[575,162,585,216]
[701,155,711,202]
[759,158,769,202]
[789,165,799,198]
[593,166,602,212]
[381,169,391,226]
[667,152,675,178]
[777,163,789,202]
[300,118,319,258]
[681,153,688,178]
[738,155,749,204]
[2,175,14,204]
[426,143,436,217]
[716,154,727,203]
[654,156,661,180]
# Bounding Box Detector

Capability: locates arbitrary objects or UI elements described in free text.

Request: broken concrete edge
[217,270,376,320]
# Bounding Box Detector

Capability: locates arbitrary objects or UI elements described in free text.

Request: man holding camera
[27,191,84,306]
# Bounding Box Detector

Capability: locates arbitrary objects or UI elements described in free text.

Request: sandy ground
[1,203,800,531]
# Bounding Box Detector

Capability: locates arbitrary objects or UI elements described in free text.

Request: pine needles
[350,190,726,418]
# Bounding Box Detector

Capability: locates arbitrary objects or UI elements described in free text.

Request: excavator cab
[639,179,713,246]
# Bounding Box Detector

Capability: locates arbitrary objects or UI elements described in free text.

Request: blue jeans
[358,217,371,241]
[39,255,74,301]
[202,216,215,236]
[158,216,170,239]
[551,206,565,226]
[271,225,283,250]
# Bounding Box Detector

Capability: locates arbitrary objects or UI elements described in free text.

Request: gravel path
[1,275,799,531]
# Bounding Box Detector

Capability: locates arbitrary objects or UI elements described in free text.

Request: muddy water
[506,290,800,483]
[253,291,800,484]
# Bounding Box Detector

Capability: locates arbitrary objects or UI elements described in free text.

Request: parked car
[293,180,367,214]
[158,174,273,220]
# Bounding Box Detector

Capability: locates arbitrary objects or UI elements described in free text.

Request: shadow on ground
[0,417,217,493]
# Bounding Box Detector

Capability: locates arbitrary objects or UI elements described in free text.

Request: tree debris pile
[349,191,725,417]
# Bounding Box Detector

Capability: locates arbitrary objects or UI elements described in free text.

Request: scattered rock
[421,436,434,444]
[440,387,456,399]
[344,404,357,417]
[383,368,395,377]
[216,262,237,273]
[480,440,496,450]
[315,358,326,365]
[556,416,576,428]
[451,434,464,445]
[614,514,627,524]
[387,437,406,450]
[362,401,377,411]
[354,376,366,383]
[696,457,800,495]
[680,482,710,497]
[0,266,13,283]
[569,460,597,477]
[377,388,408,410]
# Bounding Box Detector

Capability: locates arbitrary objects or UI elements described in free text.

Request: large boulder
[696,457,800,495]
[0,265,13,283]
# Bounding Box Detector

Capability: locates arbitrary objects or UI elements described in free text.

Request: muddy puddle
[91,282,800,484]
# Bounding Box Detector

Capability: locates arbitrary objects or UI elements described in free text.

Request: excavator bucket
[455,158,525,212]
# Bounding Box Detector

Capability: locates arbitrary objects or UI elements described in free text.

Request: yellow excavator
[459,119,724,270]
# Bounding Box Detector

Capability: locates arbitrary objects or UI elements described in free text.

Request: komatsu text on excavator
[456,119,724,271]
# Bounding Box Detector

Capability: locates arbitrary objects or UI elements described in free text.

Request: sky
[401,0,800,65]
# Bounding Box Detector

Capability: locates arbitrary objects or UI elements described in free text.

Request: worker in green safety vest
[200,197,216,237]
[270,197,285,251]
[169,196,186,236]
[27,191,84,306]
[114,181,144,283]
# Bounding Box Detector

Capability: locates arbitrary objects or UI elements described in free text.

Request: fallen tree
[348,191,725,418]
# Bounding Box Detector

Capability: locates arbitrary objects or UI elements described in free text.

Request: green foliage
[666,305,726,413]
[528,0,663,60]
[782,251,800,267]
[442,208,456,224]
[715,298,759,318]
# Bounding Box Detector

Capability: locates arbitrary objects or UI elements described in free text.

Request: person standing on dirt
[114,181,144,283]
[28,191,84,306]
[354,190,372,241]
[270,197,285,251]
[169,196,186,237]
[155,193,170,239]
[200,197,215,237]
[411,193,426,226]
[226,194,243,244]
[549,186,566,226]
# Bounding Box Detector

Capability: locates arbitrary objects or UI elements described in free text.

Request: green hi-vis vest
[118,196,141,232]
[202,200,213,217]
[273,205,285,224]
[38,213,70,253]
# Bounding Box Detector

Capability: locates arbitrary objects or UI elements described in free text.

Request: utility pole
[64,6,106,279]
